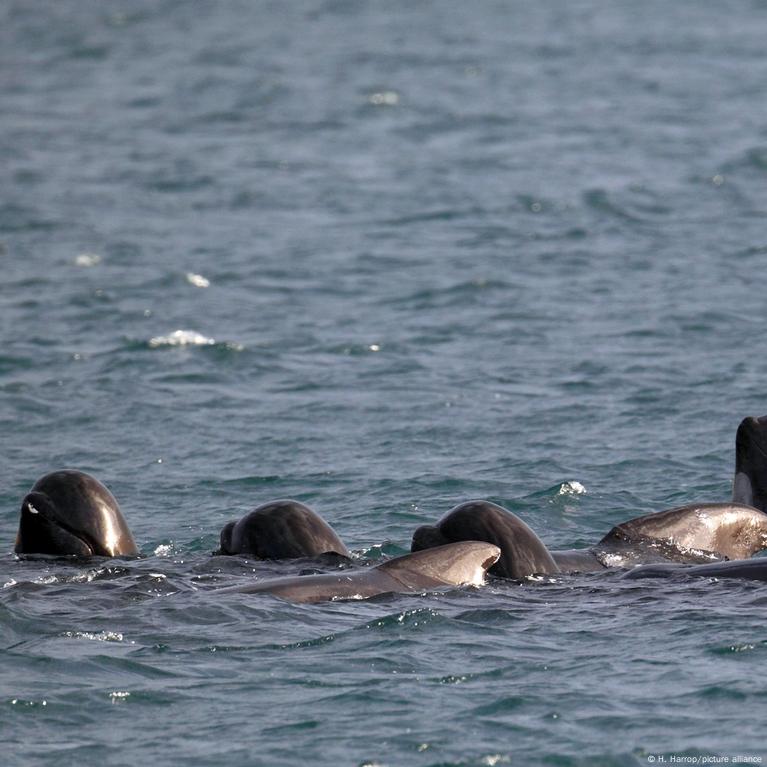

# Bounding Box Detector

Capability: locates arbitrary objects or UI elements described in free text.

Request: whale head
[15,470,138,558]
[734,415,767,514]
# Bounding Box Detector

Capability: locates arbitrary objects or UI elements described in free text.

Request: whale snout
[16,492,95,557]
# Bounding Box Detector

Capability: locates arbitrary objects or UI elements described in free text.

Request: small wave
[278,633,337,650]
[362,608,441,631]
[147,330,244,351]
[582,187,669,223]
[439,673,473,685]
[34,575,59,585]
[149,330,215,348]
[709,641,764,656]
[358,542,404,560]
[62,630,128,643]
[472,695,525,715]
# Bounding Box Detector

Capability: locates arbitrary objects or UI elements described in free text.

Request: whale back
[597,503,767,562]
[623,558,767,582]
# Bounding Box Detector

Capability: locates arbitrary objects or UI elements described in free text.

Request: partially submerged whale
[623,558,767,582]
[411,500,767,579]
[732,415,767,514]
[218,541,501,603]
[15,470,138,557]
[217,500,350,559]
[412,501,559,579]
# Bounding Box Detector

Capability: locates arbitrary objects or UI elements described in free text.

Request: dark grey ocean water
[2,1,767,765]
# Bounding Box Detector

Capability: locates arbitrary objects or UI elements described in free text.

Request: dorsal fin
[379,542,501,588]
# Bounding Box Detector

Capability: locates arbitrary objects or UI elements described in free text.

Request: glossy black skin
[733,415,767,514]
[218,500,350,559]
[623,559,767,582]
[15,470,138,557]
[412,501,560,579]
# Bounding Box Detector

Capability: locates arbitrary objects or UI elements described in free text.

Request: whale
[218,541,501,603]
[586,502,767,566]
[622,558,767,582]
[14,470,138,557]
[411,501,559,579]
[732,415,767,514]
[411,500,767,579]
[218,500,350,559]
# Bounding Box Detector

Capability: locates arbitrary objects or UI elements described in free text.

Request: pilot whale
[218,500,350,559]
[15,470,138,557]
[218,542,501,603]
[732,415,767,514]
[623,558,767,582]
[411,500,767,579]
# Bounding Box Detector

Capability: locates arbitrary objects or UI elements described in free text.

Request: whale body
[219,542,501,603]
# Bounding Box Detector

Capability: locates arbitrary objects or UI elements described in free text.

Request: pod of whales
[217,542,501,603]
[14,470,138,558]
[10,415,767,595]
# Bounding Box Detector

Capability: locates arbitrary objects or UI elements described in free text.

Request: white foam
[154,544,173,557]
[149,330,244,351]
[368,90,399,106]
[149,330,215,348]
[600,553,627,567]
[63,630,126,642]
[558,480,587,496]
[74,253,102,267]
[185,272,210,288]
